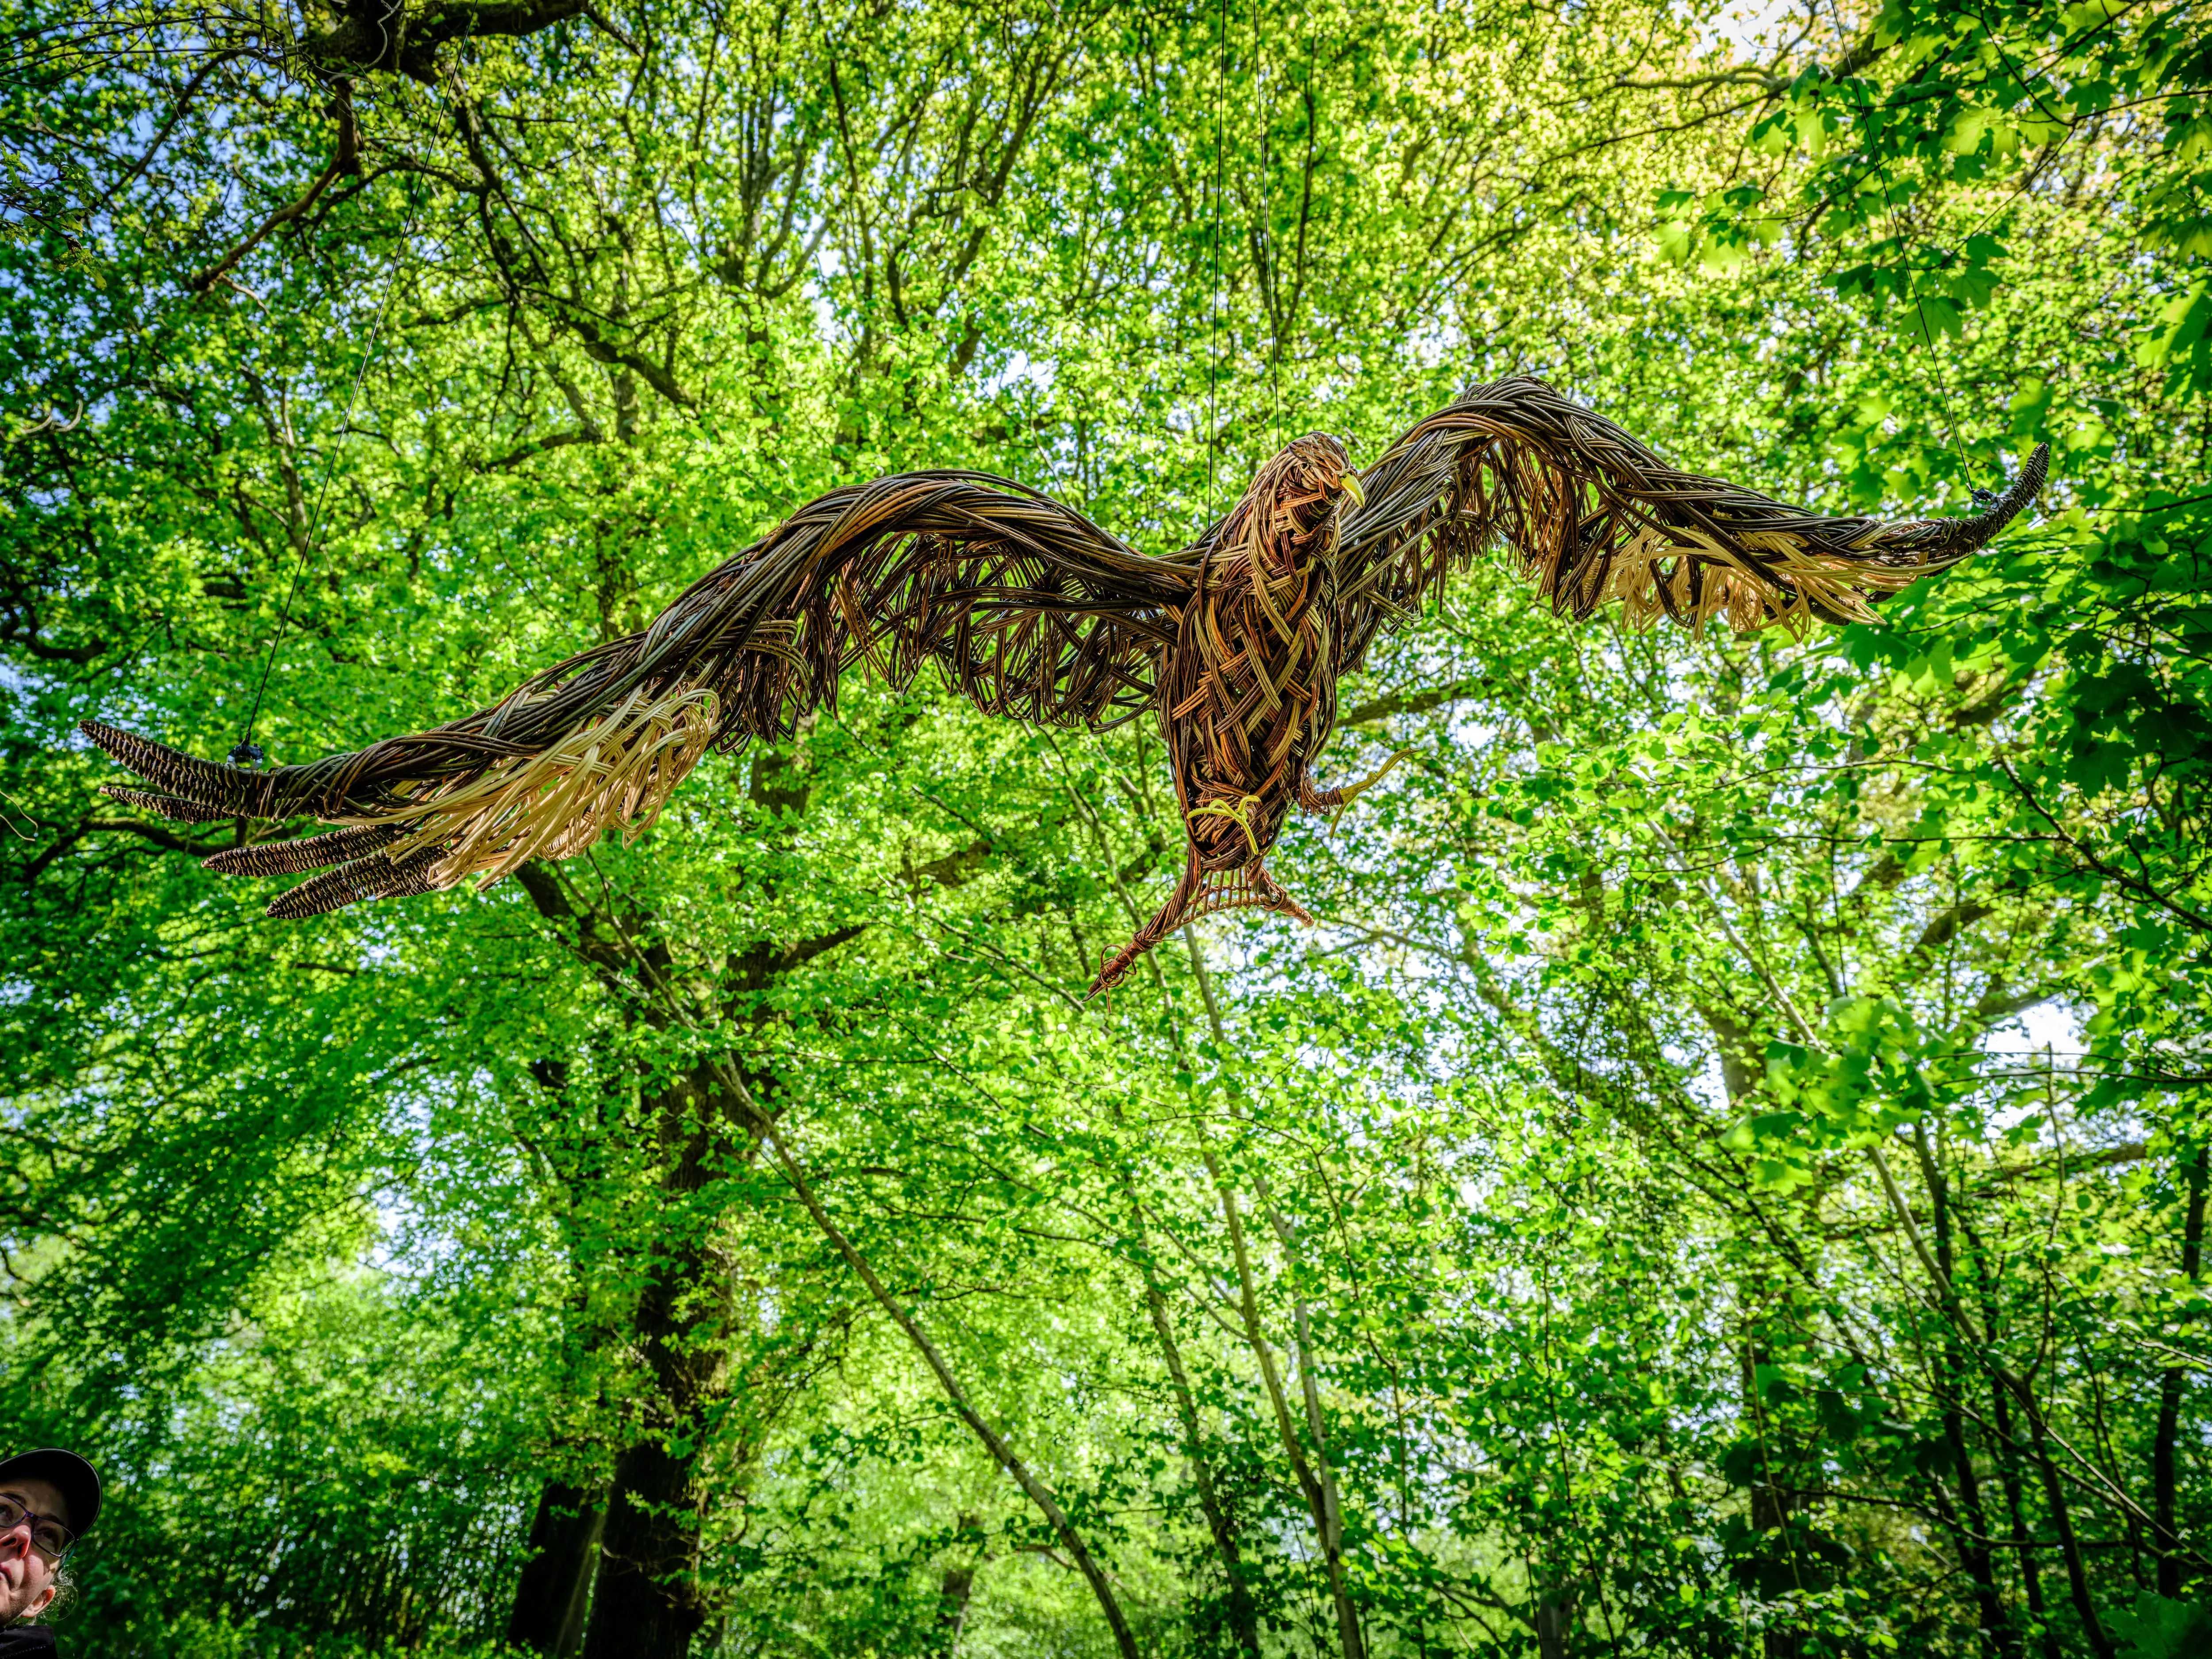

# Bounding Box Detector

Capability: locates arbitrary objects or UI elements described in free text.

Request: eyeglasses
[0,1495,74,1564]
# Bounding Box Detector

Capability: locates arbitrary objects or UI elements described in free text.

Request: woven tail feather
[81,721,272,815]
[97,785,241,824]
[204,822,415,878]
[265,844,448,921]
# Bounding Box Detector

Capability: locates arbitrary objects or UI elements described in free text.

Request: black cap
[0,1450,100,1542]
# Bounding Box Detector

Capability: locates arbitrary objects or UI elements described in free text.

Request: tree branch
[187,88,360,293]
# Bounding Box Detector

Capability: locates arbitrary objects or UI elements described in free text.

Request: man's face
[0,1476,68,1624]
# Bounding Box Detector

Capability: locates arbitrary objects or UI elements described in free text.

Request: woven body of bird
[83,376,2048,996]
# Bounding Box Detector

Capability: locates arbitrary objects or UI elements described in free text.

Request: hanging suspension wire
[1208,0,1227,516]
[232,210,416,768]
[1833,35,2000,505]
[1256,0,1279,450]
[1886,177,2002,506]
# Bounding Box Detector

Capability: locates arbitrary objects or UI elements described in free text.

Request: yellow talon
[1187,794,1264,859]
[1325,748,1413,833]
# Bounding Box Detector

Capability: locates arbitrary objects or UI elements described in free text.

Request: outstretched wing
[1334,375,2048,668]
[83,471,1188,917]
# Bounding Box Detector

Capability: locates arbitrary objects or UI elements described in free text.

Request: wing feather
[1336,375,2047,668]
[84,471,1186,915]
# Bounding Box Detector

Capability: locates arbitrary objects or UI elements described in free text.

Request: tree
[2,1,2203,1655]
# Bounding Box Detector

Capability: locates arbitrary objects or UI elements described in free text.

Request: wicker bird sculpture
[82,376,2047,995]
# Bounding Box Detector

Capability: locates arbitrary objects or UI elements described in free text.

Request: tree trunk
[761,1120,1143,1659]
[1987,1356,2063,1659]
[1534,1593,1577,1659]
[1750,1475,1802,1659]
[1740,1337,1804,1659]
[1137,1253,1263,1657]
[1183,931,1365,1659]
[580,1067,740,1659]
[2154,1145,2207,1598]
[2019,1402,2115,1659]
[583,1435,713,1659]
[1916,1130,2019,1655]
[931,1515,982,1657]
[1199,1147,1364,1659]
[1117,1164,1263,1658]
[507,1481,605,1655]
[515,727,969,1659]
[1959,1211,2065,1659]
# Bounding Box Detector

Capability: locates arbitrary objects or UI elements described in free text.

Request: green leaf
[2110,1593,2212,1659]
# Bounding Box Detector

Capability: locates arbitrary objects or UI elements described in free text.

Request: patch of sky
[1696,0,1807,62]
[978,349,1055,403]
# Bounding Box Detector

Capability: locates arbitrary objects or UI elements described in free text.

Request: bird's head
[1228,433,1366,567]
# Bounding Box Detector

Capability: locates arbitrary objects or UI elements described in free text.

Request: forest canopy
[1,0,2208,1656]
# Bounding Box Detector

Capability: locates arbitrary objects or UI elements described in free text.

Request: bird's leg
[1240,860,1315,926]
[1298,749,1413,831]
[1086,844,1316,1000]
[1090,852,1203,999]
